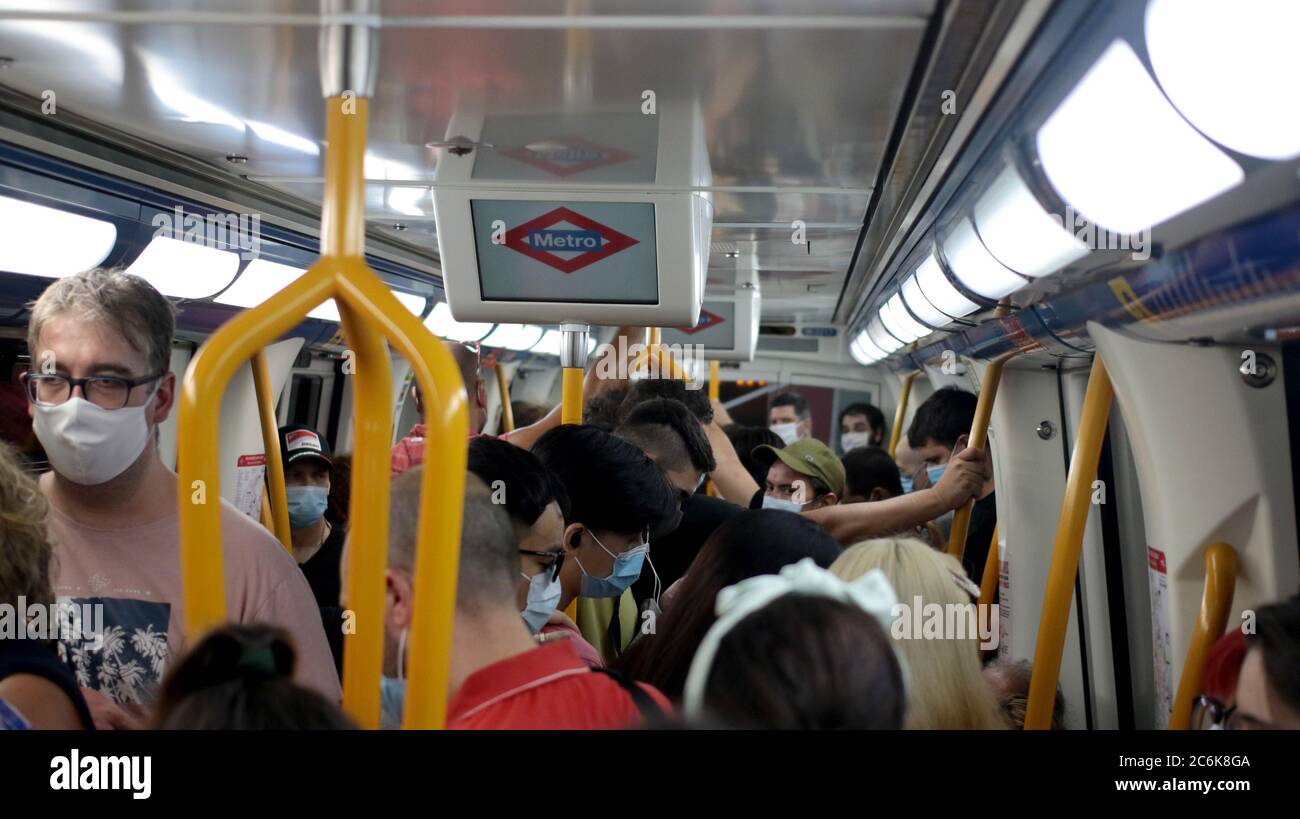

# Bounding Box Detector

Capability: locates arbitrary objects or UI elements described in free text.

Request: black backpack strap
[591,667,662,719]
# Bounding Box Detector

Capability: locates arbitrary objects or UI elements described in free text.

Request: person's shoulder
[683,493,746,522]
[216,501,298,567]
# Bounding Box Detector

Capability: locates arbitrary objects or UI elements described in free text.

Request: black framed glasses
[22,370,165,410]
[519,548,565,582]
[1191,695,1238,730]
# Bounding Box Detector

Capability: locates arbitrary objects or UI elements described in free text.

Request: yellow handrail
[562,367,583,425]
[494,361,515,433]
[252,349,291,552]
[947,351,1015,558]
[1168,542,1237,730]
[979,525,999,609]
[887,371,919,459]
[176,97,467,730]
[1025,355,1112,729]
[707,360,720,496]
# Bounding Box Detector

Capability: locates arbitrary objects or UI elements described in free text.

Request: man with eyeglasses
[22,268,340,728]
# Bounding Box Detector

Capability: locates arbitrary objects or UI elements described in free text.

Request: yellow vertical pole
[947,351,1014,558]
[561,367,583,425]
[1025,355,1113,730]
[978,525,999,608]
[887,371,919,459]
[1169,543,1237,730]
[494,362,515,433]
[706,360,720,496]
[252,349,292,552]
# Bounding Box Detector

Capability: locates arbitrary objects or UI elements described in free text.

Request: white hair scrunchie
[682,557,899,719]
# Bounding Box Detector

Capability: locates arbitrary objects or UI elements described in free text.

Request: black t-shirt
[300,522,346,609]
[963,491,998,585]
[631,494,744,608]
[0,638,94,729]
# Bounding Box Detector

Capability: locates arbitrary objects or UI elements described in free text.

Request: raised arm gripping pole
[1169,543,1237,730]
[947,350,1016,558]
[1024,354,1112,729]
[887,371,920,459]
[252,349,292,551]
[494,361,515,433]
[177,95,467,730]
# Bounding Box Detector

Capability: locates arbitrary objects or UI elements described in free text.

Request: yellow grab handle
[887,371,919,459]
[1168,543,1237,730]
[978,525,999,609]
[562,367,584,425]
[1025,355,1113,730]
[708,360,720,401]
[947,352,1014,558]
[252,349,292,552]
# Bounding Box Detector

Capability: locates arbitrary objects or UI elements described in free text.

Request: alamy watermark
[1048,204,1151,262]
[0,597,105,650]
[890,595,1000,651]
[592,335,706,389]
[150,205,262,261]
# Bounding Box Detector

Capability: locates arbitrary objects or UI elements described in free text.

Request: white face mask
[770,422,800,445]
[32,386,157,486]
[840,431,870,453]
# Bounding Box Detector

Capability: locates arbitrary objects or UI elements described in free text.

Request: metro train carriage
[0,0,1297,748]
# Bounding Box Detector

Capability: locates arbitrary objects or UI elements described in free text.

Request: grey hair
[27,268,177,375]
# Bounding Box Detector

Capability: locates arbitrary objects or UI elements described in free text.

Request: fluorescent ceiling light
[900,271,951,328]
[482,323,545,351]
[848,337,876,366]
[867,317,904,353]
[126,236,239,298]
[943,217,1027,300]
[856,332,889,361]
[915,253,979,318]
[0,195,117,279]
[881,294,930,342]
[247,121,320,155]
[425,301,493,342]
[1036,40,1244,235]
[974,166,1089,278]
[1146,0,1300,161]
[216,259,339,320]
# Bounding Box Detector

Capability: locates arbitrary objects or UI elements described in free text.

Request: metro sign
[503,135,634,177]
[503,207,639,273]
[676,308,724,335]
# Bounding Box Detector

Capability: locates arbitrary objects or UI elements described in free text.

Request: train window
[286,374,323,428]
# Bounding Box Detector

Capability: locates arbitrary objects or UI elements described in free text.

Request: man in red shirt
[359,468,669,729]
[391,341,488,476]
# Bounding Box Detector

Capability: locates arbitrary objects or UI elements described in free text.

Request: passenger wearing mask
[391,340,487,476]
[280,425,344,609]
[838,401,887,453]
[615,398,740,611]
[907,387,995,581]
[465,437,592,659]
[841,446,905,504]
[682,560,905,730]
[352,471,670,729]
[1231,593,1300,729]
[532,424,682,664]
[22,268,339,728]
[152,625,356,730]
[751,438,844,512]
[0,441,93,729]
[614,509,843,701]
[831,538,1008,729]
[768,391,812,445]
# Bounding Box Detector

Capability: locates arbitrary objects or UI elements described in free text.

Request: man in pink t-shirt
[23,269,340,728]
[391,341,488,476]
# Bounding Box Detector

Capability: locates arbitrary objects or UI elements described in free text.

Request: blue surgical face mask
[761,494,804,513]
[576,531,647,598]
[286,484,329,528]
[520,570,562,634]
[380,676,405,730]
[900,474,914,494]
[926,463,947,487]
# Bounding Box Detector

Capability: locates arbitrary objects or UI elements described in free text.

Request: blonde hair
[831,538,1008,730]
[28,267,177,375]
[0,441,55,608]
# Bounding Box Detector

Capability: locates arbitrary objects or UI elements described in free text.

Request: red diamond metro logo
[676,308,725,335]
[503,207,640,274]
[502,135,635,177]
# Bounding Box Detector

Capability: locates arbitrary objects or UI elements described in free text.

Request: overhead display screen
[471,199,659,304]
[661,300,736,349]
